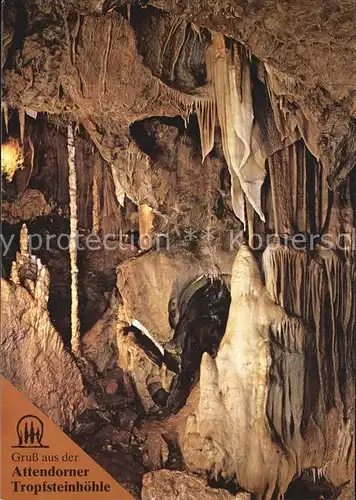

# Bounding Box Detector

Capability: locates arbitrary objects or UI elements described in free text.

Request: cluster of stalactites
[263,242,355,430]
[267,140,329,237]
[1,105,37,183]
[187,32,332,227]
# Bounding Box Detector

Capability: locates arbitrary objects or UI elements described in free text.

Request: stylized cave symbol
[14,415,48,448]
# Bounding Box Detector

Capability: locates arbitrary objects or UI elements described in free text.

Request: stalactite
[320,162,329,232]
[195,97,216,161]
[34,261,50,304]
[25,109,38,120]
[296,141,309,233]
[2,101,9,133]
[92,152,100,234]
[265,84,299,145]
[154,31,323,233]
[162,17,187,83]
[267,140,318,235]
[102,164,122,235]
[178,245,354,496]
[204,32,266,226]
[1,138,24,181]
[111,162,125,207]
[268,150,294,236]
[139,203,154,250]
[263,240,355,450]
[19,105,25,144]
[98,16,113,108]
[179,245,342,498]
[158,83,196,125]
[21,137,35,195]
[265,65,319,160]
[67,123,81,356]
[116,304,174,413]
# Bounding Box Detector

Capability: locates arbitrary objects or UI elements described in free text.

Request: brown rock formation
[1,228,86,429]
[1,1,355,498]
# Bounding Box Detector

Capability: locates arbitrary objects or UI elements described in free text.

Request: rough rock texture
[149,0,356,110]
[117,327,175,413]
[45,0,356,111]
[1,188,52,224]
[81,293,119,373]
[0,241,86,429]
[82,296,176,413]
[117,247,234,344]
[141,470,242,500]
[2,7,198,210]
[147,1,356,189]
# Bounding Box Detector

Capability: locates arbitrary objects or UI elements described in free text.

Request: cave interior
[1,1,355,499]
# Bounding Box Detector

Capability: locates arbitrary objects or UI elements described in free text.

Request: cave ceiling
[2,0,356,197]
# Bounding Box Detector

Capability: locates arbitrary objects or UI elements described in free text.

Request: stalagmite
[177,245,354,498]
[67,123,81,355]
[19,223,29,255]
[139,203,154,250]
[2,252,86,429]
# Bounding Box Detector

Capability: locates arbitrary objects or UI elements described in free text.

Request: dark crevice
[129,115,185,162]
[4,0,28,70]
[130,113,203,167]
[165,278,231,413]
[130,4,210,93]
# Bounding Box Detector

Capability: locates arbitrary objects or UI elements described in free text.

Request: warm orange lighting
[1,138,24,181]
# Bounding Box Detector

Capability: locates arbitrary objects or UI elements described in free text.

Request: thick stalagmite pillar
[67,124,81,355]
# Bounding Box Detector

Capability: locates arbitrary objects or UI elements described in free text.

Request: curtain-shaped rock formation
[202,33,266,226]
